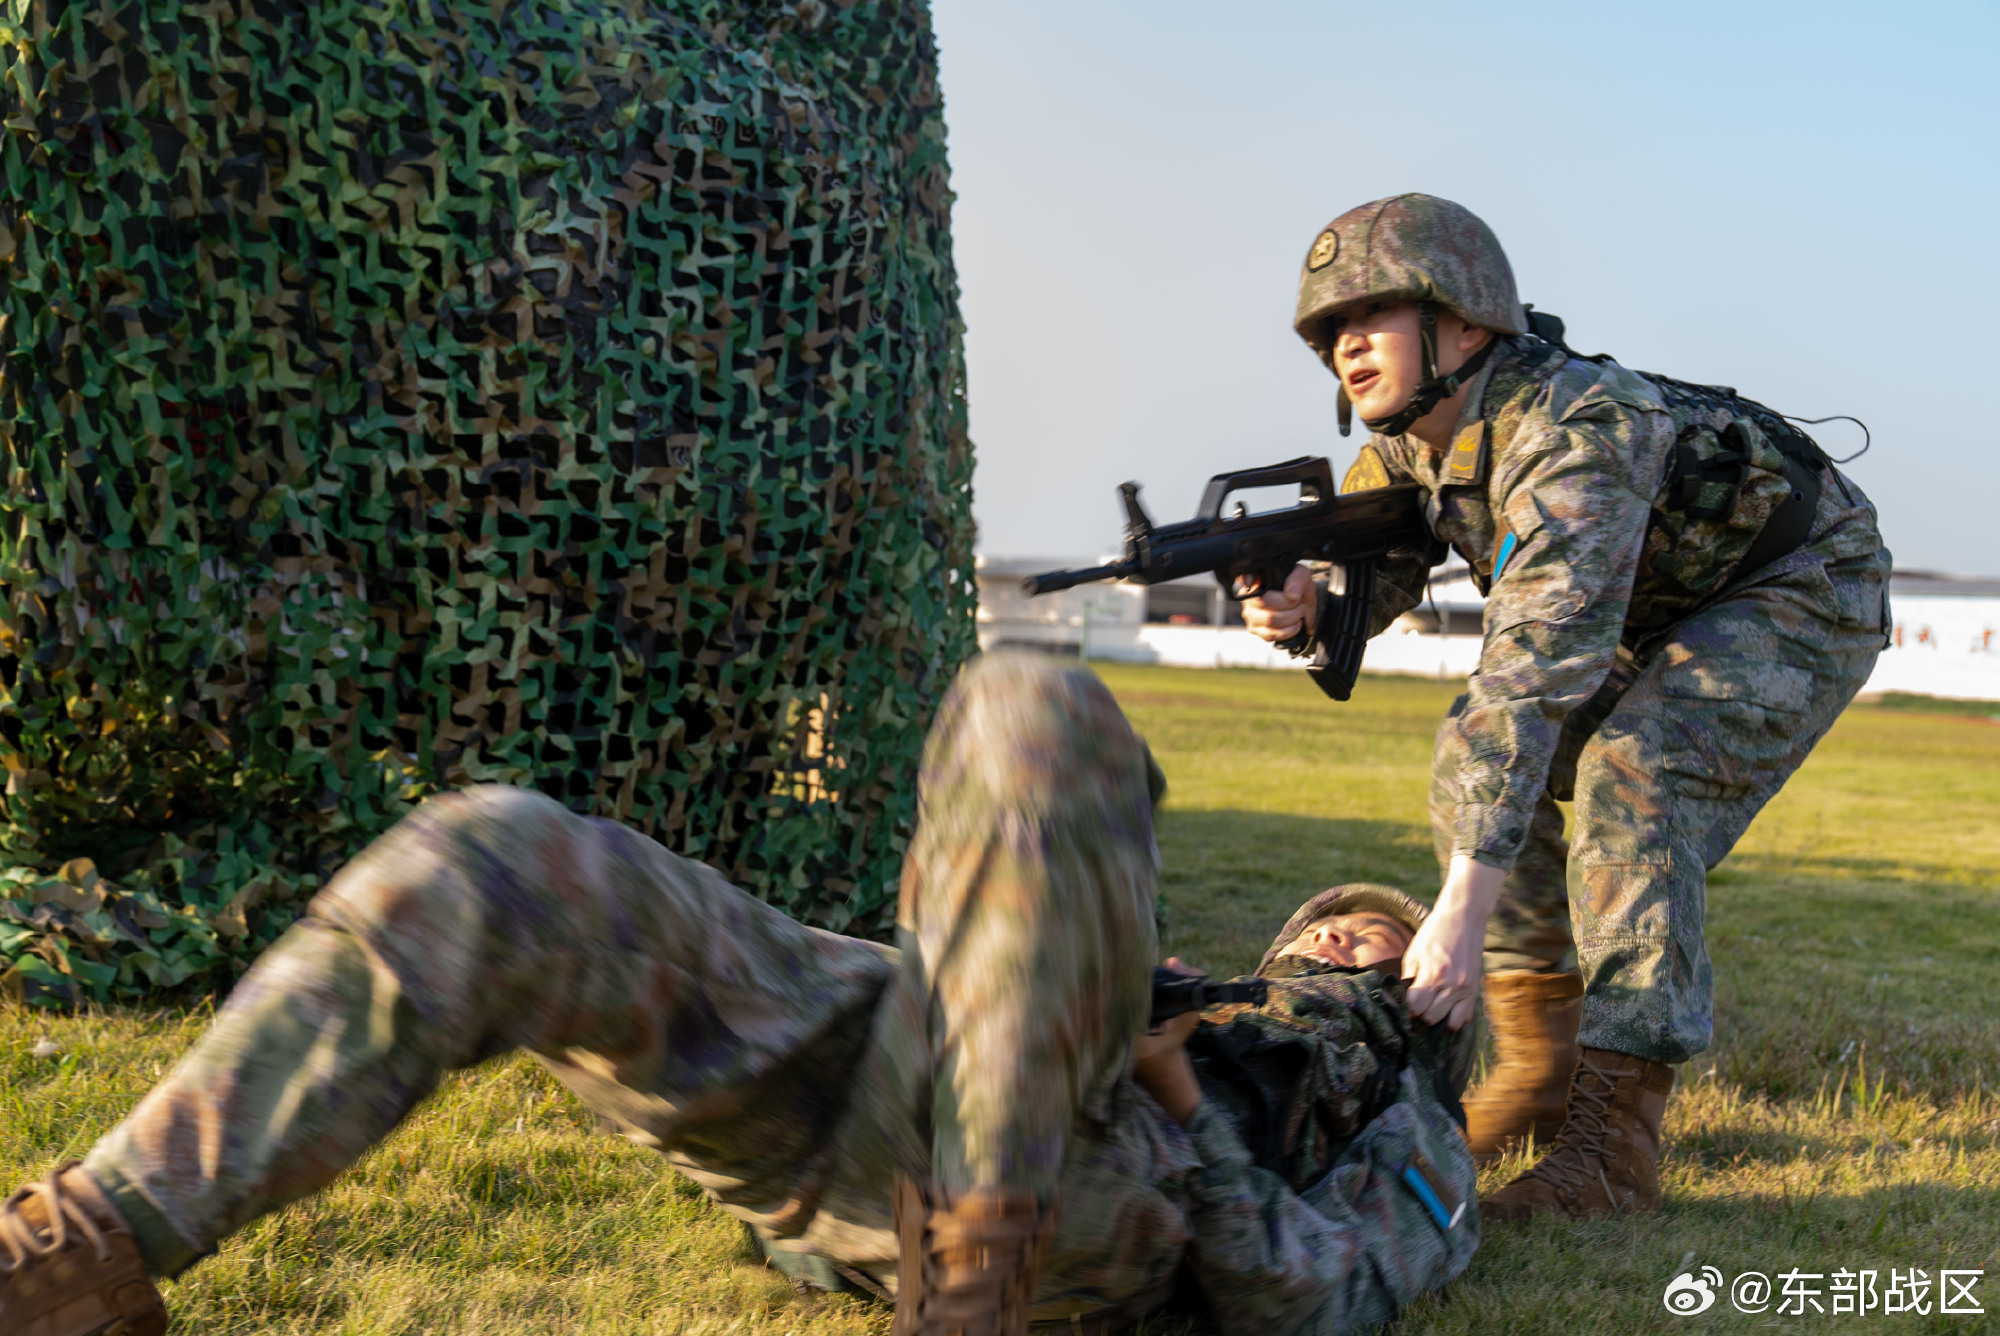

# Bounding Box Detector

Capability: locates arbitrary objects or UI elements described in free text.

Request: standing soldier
[1244,193,1890,1222]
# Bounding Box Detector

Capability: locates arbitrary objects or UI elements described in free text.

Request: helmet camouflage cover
[1257,882,1430,975]
[1294,193,1527,368]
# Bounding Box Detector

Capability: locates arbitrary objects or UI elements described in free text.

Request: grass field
[5,664,1997,1334]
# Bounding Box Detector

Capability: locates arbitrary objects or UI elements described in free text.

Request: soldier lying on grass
[1,653,1478,1336]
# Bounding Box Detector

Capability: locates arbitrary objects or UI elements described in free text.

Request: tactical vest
[1479,336,1832,649]
[1187,965,1466,1193]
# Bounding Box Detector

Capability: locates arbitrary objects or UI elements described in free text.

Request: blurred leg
[789,652,1181,1324]
[885,650,1160,1200]
[83,785,893,1276]
[826,652,1165,1336]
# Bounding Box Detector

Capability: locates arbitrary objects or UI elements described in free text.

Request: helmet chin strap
[1358,301,1496,438]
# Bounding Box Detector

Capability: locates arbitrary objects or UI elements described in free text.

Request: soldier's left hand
[1137,957,1204,1059]
[1402,912,1482,1030]
[1402,856,1507,1030]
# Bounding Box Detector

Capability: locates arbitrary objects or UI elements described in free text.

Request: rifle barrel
[1020,561,1132,595]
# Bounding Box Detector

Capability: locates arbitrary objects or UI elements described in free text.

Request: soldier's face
[1327,301,1487,424]
[1277,912,1412,970]
[1328,301,1425,420]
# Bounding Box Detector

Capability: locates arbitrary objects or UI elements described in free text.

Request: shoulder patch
[1445,421,1488,485]
[1341,446,1391,494]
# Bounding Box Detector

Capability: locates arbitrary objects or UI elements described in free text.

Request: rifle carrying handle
[1195,456,1336,521]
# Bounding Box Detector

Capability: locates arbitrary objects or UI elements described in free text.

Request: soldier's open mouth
[1346,368,1380,395]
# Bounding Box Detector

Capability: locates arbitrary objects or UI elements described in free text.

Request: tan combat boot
[1463,969,1583,1163]
[0,1162,168,1336]
[1480,1047,1675,1224]
[891,1175,1057,1336]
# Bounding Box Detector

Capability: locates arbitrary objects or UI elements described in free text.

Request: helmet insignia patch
[1306,229,1340,271]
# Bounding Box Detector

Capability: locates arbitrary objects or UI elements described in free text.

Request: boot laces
[1520,1052,1630,1200]
[0,1168,113,1274]
[917,1208,1043,1321]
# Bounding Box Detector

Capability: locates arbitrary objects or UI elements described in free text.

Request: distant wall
[976,566,2000,702]
[1869,596,2000,701]
[975,561,1483,678]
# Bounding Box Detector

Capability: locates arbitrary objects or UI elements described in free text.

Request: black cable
[1784,414,1871,464]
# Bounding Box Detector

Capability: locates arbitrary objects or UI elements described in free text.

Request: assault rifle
[1150,966,1268,1029]
[1023,457,1430,700]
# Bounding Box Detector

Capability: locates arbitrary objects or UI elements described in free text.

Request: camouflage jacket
[1174,967,1479,1335]
[1339,335,1886,868]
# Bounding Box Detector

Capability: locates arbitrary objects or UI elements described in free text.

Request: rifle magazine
[1304,562,1378,702]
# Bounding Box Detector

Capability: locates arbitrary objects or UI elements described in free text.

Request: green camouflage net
[0,0,976,1007]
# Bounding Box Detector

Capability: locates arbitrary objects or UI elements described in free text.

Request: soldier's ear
[1444,312,1494,356]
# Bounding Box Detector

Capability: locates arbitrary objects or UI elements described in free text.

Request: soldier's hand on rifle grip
[1241,565,1318,646]
[1135,958,1205,1127]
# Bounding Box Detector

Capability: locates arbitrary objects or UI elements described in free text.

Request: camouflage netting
[0,0,977,1007]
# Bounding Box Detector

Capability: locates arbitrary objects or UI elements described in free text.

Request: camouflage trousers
[79,652,1199,1321]
[1431,549,1888,1065]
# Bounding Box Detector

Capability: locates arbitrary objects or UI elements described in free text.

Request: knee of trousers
[306,783,619,978]
[925,650,1152,812]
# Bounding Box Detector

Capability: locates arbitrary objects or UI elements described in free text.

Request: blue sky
[929,0,1999,575]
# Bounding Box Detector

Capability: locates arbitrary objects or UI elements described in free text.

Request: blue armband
[1399,1154,1466,1231]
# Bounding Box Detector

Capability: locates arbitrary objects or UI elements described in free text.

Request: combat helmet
[1294,193,1527,437]
[1257,882,1431,975]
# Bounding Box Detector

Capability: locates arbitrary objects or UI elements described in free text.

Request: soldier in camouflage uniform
[1245,194,1890,1223]
[0,651,1478,1336]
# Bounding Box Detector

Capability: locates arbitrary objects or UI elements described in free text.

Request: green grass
[6,665,1998,1333]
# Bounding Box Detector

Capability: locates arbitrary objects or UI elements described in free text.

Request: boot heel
[893,1175,1058,1336]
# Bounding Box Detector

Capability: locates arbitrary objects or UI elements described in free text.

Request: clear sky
[928,0,1999,576]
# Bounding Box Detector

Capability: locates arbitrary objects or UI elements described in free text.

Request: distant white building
[1872,571,2000,700]
[974,557,1483,677]
[975,558,2000,702]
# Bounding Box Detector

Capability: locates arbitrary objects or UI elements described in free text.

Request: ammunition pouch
[1186,966,1428,1192]
[1736,444,1822,579]
[1666,422,1751,521]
